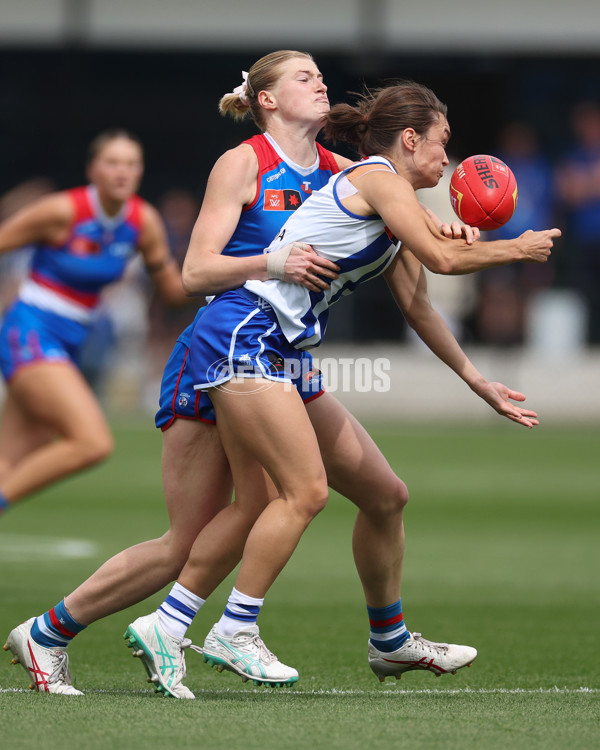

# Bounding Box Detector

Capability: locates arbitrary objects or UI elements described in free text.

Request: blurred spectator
[555,100,600,343]
[472,121,556,346]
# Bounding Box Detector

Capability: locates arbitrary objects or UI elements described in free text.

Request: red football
[449,154,518,230]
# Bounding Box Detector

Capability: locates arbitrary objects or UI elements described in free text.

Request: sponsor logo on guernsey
[301,181,312,194]
[71,235,101,256]
[109,242,133,257]
[264,189,303,211]
[266,167,287,183]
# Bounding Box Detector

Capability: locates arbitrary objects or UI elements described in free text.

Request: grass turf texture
[0,419,598,750]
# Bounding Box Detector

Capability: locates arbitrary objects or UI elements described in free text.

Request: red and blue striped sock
[368,599,410,653]
[30,600,86,648]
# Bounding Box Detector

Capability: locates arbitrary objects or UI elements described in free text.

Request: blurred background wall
[1,0,599,419]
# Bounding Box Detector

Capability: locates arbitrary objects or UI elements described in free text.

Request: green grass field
[1,419,598,750]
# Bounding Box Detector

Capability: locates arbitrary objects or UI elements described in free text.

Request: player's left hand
[473,381,540,428]
[439,221,481,245]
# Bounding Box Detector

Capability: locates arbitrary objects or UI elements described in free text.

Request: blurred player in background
[0,130,188,516]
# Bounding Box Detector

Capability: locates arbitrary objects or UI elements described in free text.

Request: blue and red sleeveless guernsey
[18,185,144,324]
[222,132,340,259]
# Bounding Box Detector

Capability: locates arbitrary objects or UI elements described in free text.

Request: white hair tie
[232,71,252,105]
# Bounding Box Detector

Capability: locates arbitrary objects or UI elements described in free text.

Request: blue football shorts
[155,291,324,430]
[0,299,88,381]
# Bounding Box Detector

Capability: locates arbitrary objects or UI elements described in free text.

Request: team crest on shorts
[178,392,191,408]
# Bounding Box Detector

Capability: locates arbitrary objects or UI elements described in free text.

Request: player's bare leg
[306,393,477,680]
[307,393,408,607]
[0,362,113,506]
[65,419,233,623]
[191,380,326,688]
[211,379,328,597]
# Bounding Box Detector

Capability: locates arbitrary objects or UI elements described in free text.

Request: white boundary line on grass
[1,687,597,695]
[0,533,98,561]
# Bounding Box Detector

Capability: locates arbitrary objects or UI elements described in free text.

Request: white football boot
[3,618,83,695]
[368,632,477,681]
[124,612,198,699]
[203,623,299,687]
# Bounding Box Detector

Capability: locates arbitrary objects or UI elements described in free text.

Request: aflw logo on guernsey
[264,189,303,211]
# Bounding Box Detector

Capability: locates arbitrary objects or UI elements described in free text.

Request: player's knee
[378,477,409,518]
[79,431,114,467]
[298,476,329,519]
[157,531,194,576]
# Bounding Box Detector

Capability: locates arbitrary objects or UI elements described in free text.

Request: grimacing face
[413,117,451,188]
[269,57,330,123]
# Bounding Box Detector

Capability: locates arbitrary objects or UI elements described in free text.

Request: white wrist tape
[266,243,294,281]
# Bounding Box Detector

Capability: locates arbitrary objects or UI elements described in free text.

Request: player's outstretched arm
[384,248,539,428]
[468,381,539,428]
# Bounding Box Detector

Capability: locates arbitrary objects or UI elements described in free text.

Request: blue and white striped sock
[217,587,264,636]
[368,600,410,653]
[30,600,86,648]
[0,491,10,514]
[158,582,205,640]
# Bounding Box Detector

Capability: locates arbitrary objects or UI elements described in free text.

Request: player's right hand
[518,228,561,263]
[284,242,340,291]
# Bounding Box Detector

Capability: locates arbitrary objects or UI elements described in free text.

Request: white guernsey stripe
[18,279,93,324]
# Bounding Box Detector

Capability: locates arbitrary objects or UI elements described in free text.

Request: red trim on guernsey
[369,613,405,628]
[48,607,77,639]
[30,271,99,308]
[243,135,282,212]
[126,195,144,233]
[316,142,341,175]
[241,135,340,212]
[68,186,95,223]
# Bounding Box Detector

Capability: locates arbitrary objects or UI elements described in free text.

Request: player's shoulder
[212,142,259,185]
[331,153,355,171]
[30,190,76,225]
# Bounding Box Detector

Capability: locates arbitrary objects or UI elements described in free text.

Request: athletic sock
[0,491,10,514]
[217,587,264,636]
[367,599,410,653]
[31,600,87,648]
[158,582,205,640]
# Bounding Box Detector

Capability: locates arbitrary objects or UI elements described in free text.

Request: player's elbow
[425,253,456,275]
[181,266,205,296]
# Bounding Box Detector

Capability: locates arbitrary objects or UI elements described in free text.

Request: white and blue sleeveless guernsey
[189,157,401,392]
[245,156,400,349]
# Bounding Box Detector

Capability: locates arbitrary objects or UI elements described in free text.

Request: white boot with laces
[4,618,83,695]
[368,632,477,682]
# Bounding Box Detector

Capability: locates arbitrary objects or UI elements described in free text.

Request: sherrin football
[449,154,518,230]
